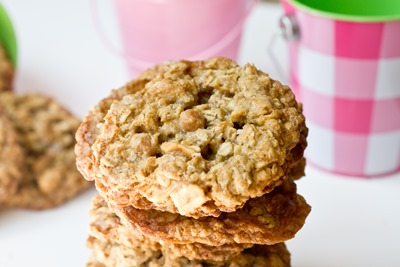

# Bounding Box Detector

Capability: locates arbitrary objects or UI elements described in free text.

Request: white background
[1,1,400,266]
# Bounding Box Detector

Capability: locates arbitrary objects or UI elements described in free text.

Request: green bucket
[0,3,17,66]
[288,0,400,22]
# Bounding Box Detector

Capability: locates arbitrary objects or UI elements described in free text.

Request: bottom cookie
[86,236,291,267]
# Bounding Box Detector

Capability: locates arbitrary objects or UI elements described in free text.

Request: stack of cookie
[0,92,91,209]
[76,58,311,267]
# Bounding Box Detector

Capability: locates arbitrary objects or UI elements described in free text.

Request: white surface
[1,1,400,267]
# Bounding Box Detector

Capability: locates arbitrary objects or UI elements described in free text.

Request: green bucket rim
[287,0,400,22]
[0,3,17,66]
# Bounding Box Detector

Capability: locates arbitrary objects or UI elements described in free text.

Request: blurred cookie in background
[0,109,24,203]
[0,92,92,209]
[0,45,14,92]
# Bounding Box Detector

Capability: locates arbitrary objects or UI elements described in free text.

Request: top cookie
[77,58,307,218]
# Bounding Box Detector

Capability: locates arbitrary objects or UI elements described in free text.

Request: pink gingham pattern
[284,5,400,177]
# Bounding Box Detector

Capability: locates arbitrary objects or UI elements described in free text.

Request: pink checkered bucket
[281,0,400,177]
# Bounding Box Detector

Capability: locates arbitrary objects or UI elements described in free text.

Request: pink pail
[281,0,400,177]
[102,0,257,77]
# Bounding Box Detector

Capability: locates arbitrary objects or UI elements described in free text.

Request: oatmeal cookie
[75,65,164,182]
[0,45,13,92]
[76,57,307,218]
[86,236,291,267]
[112,179,310,246]
[0,92,91,209]
[90,194,252,261]
[0,111,24,202]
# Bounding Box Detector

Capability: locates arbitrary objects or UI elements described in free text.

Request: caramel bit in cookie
[170,183,208,215]
[130,133,157,156]
[179,109,205,132]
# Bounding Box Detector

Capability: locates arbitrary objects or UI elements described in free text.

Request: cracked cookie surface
[76,58,307,218]
[0,92,91,209]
